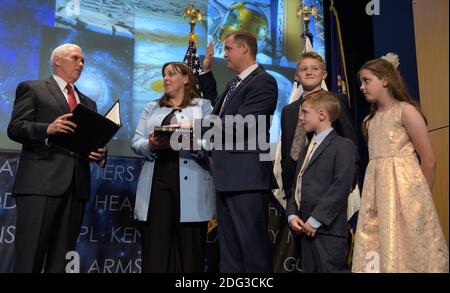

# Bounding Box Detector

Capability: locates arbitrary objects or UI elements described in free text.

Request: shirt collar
[238,64,259,81]
[53,75,73,93]
[312,127,333,144]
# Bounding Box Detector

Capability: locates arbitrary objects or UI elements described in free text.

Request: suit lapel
[229,65,263,99]
[216,66,264,116]
[74,85,88,107]
[46,76,70,113]
[291,98,301,126]
[304,130,337,173]
[212,86,229,115]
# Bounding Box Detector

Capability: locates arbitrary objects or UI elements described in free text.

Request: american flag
[183,40,202,80]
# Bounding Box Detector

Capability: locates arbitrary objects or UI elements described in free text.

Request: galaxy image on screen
[0,0,324,151]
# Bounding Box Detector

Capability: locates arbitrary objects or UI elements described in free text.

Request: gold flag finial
[183,4,204,44]
[296,2,318,34]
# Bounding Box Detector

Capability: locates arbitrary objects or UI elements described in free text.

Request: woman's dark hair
[158,62,202,108]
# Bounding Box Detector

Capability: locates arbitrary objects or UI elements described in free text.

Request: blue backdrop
[0,150,298,273]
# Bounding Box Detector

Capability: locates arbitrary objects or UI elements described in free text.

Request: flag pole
[183,4,203,46]
[329,1,351,105]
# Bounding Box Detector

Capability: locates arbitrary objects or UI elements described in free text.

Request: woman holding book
[131,62,215,273]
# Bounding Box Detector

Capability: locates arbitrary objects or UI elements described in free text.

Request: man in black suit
[281,52,356,200]
[197,31,278,272]
[286,90,357,272]
[7,44,106,272]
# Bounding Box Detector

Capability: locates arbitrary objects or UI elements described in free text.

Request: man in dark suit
[197,31,277,272]
[7,44,106,273]
[286,90,357,272]
[281,52,357,200]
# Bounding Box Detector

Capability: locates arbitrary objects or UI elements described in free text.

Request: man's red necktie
[66,83,77,112]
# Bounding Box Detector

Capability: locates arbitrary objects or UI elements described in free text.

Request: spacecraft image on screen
[0,0,324,152]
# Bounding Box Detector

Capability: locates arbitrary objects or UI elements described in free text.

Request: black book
[50,100,122,156]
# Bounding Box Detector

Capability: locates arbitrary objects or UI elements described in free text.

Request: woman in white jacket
[131,62,214,273]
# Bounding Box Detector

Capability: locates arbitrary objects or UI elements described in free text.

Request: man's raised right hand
[202,41,214,73]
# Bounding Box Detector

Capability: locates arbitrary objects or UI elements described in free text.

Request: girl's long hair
[358,58,427,141]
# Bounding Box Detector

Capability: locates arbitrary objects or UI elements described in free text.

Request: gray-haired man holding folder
[7,43,106,272]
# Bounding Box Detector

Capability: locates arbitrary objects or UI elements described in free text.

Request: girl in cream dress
[352,57,448,273]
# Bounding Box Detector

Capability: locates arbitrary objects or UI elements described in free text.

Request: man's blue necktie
[219,76,241,115]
